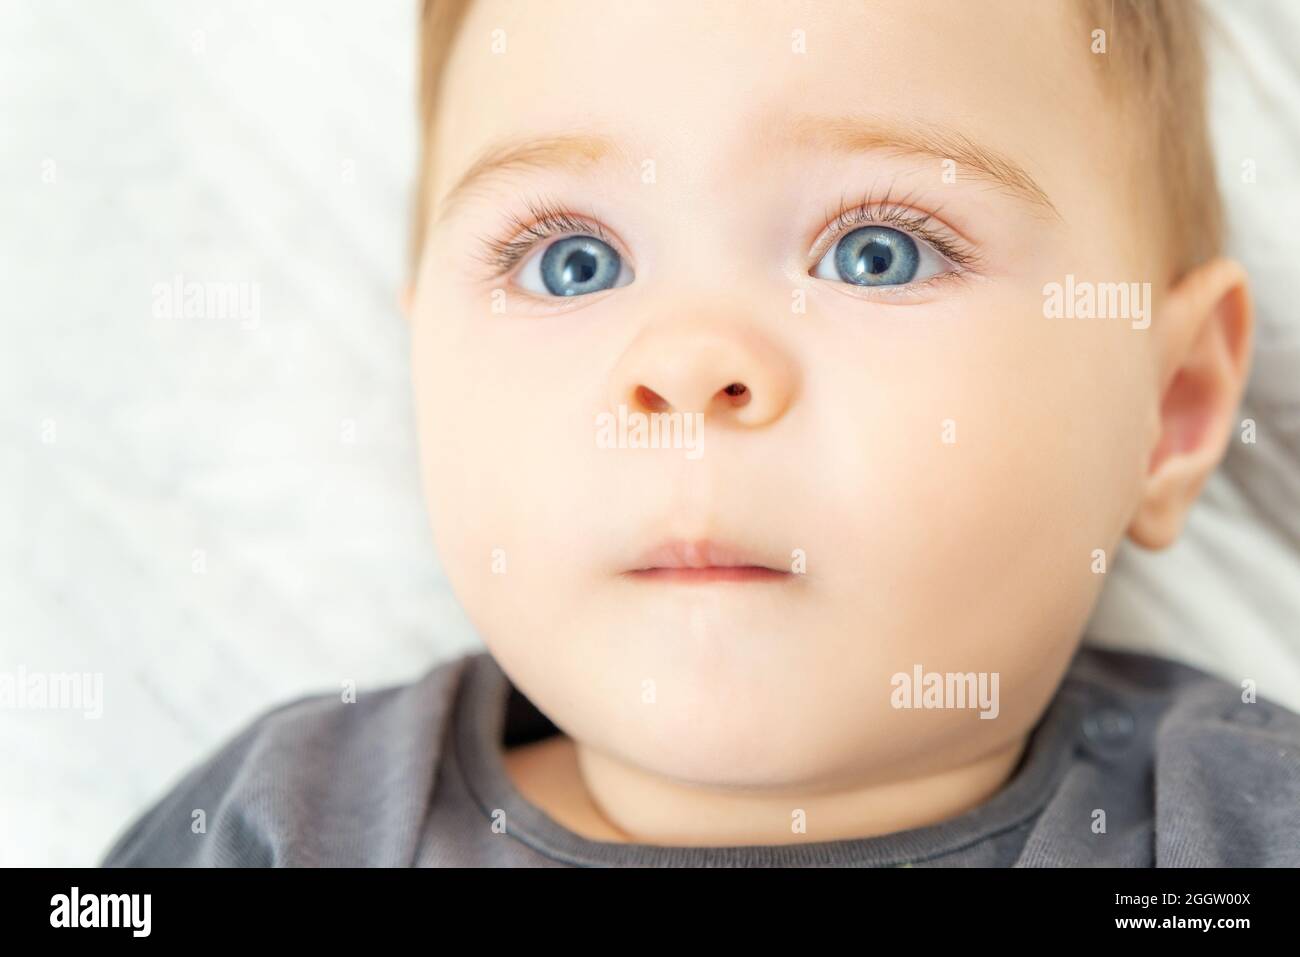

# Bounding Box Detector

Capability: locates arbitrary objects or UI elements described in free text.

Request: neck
[572,733,1032,846]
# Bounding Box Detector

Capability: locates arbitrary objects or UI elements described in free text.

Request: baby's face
[411,0,1164,786]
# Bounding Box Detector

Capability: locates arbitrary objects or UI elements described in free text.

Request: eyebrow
[431,132,622,226]
[432,115,1060,226]
[776,113,1061,219]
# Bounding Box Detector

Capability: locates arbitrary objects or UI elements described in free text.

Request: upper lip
[627,538,782,572]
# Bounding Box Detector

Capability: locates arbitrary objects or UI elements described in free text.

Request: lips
[624,538,790,583]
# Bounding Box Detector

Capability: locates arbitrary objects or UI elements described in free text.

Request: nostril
[721,382,750,408]
[634,384,671,413]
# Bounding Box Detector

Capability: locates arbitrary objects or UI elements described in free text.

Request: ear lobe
[1128,257,1253,549]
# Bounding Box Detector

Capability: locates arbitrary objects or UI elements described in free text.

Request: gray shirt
[98,646,1300,867]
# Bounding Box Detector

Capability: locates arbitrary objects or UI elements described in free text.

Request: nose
[607,319,797,427]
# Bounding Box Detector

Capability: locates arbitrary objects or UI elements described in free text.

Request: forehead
[430,0,1106,228]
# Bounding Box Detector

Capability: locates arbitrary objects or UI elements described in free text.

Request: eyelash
[816,185,981,274]
[473,197,616,278]
[471,187,980,282]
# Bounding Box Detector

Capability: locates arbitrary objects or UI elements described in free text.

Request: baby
[101,0,1300,866]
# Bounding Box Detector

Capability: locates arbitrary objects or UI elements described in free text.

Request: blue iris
[834,226,920,286]
[540,236,622,296]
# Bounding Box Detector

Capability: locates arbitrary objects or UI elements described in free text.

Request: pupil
[566,250,597,285]
[866,243,891,275]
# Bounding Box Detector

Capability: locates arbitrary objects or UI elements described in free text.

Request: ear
[1128,257,1254,549]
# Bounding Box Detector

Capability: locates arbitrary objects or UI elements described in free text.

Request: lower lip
[624,566,790,584]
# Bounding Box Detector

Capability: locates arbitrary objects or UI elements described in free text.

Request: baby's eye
[812,225,946,287]
[517,234,634,297]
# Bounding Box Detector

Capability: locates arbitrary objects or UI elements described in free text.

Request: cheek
[819,289,1150,655]
[410,306,604,621]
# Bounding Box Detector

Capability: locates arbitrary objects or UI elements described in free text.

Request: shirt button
[1081,705,1136,758]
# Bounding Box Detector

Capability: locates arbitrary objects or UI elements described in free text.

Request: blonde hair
[1079,0,1223,280]
[411,0,1222,282]
[411,0,473,278]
